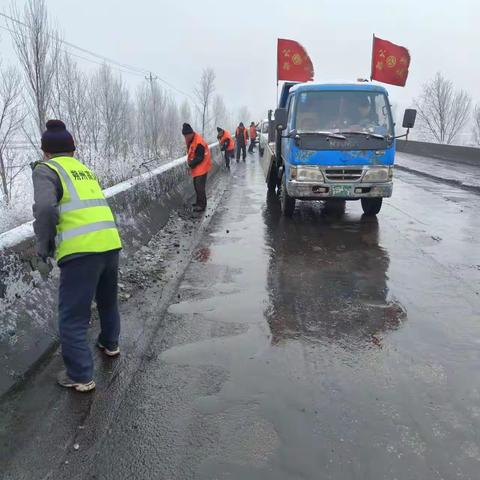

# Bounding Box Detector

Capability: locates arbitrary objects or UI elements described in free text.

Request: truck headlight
[363,167,391,182]
[290,166,324,182]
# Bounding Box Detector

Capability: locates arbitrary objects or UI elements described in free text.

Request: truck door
[281,94,296,172]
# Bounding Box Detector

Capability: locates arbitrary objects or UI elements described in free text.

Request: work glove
[31,256,54,280]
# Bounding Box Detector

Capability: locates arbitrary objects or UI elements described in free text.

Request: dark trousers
[193,173,207,209]
[236,144,246,161]
[224,150,233,168]
[248,139,256,153]
[58,250,121,382]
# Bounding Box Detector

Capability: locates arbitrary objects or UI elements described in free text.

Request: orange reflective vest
[219,130,235,151]
[187,133,212,177]
[249,126,257,140]
[235,127,248,143]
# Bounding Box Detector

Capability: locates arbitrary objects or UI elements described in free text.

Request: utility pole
[145,72,158,88]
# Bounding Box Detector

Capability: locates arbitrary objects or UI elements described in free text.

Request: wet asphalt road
[2,154,480,479]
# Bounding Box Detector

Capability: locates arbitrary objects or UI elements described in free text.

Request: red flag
[371,35,410,87]
[277,39,314,83]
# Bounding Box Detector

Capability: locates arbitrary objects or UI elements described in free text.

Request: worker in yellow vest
[32,120,122,392]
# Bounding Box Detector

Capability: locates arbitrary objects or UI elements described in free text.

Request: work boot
[57,370,95,392]
[97,340,120,357]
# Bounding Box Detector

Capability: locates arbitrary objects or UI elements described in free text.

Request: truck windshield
[294,90,394,137]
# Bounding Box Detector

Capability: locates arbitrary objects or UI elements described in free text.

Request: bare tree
[9,0,60,136]
[83,75,102,165]
[194,67,215,137]
[179,99,192,124]
[415,72,471,144]
[91,64,132,176]
[473,104,480,145]
[212,95,228,130]
[51,52,89,149]
[0,66,26,204]
[136,79,167,161]
[162,97,181,159]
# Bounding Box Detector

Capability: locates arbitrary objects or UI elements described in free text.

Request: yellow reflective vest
[41,156,122,262]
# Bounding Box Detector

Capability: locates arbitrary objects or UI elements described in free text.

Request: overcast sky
[0,0,478,125]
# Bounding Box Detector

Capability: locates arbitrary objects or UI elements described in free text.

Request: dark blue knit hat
[41,120,76,153]
[182,123,194,135]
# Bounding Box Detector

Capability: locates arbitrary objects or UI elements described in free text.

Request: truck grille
[324,168,363,182]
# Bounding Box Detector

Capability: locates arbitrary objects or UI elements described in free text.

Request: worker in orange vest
[217,127,235,170]
[235,122,249,162]
[248,121,257,153]
[182,123,212,212]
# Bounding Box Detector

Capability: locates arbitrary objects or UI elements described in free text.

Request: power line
[0,11,149,76]
[0,22,146,79]
[0,10,196,101]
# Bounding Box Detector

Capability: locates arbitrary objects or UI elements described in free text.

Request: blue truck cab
[266,82,416,216]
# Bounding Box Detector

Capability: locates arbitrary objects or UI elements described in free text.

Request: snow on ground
[0,169,34,235]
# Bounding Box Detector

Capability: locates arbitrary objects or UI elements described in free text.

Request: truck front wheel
[361,198,383,216]
[280,175,296,217]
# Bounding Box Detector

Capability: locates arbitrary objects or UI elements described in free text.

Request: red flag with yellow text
[371,35,410,87]
[277,39,314,83]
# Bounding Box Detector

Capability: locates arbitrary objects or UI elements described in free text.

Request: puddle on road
[156,163,480,479]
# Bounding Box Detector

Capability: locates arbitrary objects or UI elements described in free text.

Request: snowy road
[2,154,480,479]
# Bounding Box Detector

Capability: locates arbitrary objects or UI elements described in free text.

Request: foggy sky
[0,0,478,126]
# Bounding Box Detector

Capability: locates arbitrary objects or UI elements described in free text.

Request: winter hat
[217,126,223,133]
[182,123,194,135]
[41,120,75,154]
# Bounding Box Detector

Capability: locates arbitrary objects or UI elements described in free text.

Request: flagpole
[370,33,375,81]
[276,38,279,106]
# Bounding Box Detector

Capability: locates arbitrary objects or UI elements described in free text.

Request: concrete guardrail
[397,139,480,166]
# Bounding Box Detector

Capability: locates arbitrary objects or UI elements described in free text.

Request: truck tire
[280,174,295,217]
[267,164,278,193]
[361,198,382,216]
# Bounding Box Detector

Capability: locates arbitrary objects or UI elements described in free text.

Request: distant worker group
[216,121,258,168]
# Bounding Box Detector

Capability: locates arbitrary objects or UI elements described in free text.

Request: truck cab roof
[278,81,389,108]
[290,82,389,94]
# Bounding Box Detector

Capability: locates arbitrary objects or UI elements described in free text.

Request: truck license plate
[331,185,352,197]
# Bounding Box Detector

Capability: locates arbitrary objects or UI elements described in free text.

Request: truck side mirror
[402,109,417,129]
[275,108,288,131]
